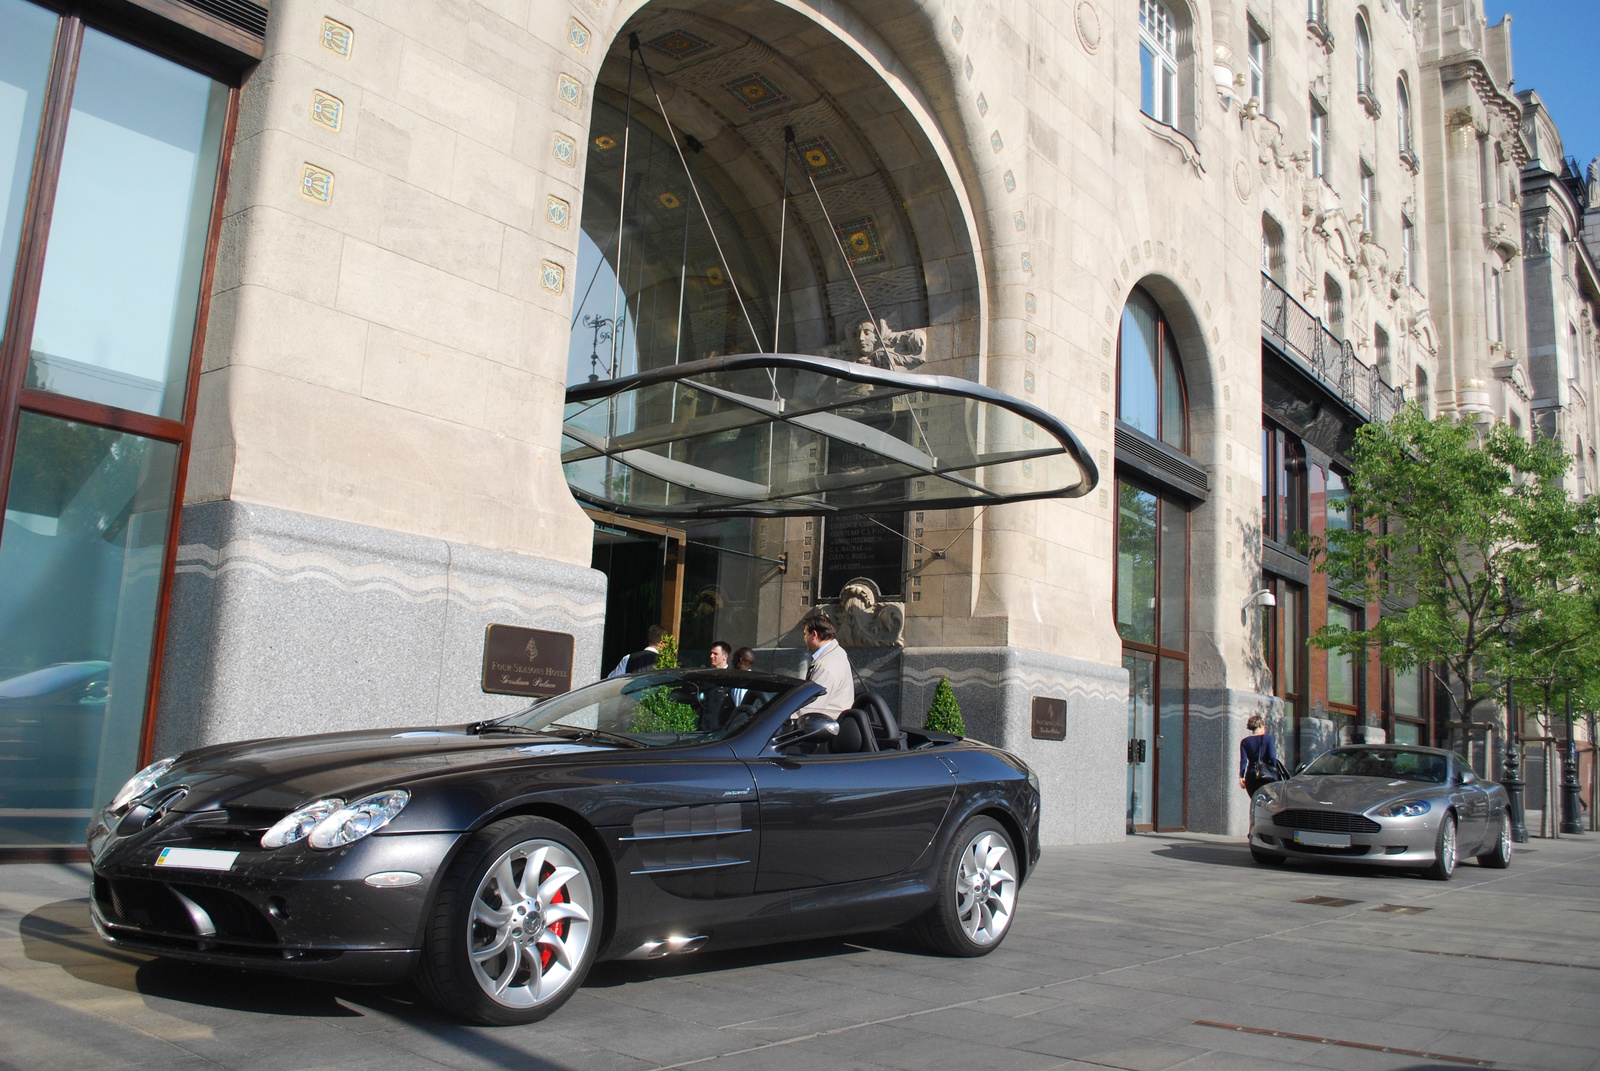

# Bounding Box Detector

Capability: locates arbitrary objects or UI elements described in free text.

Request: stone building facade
[0,0,1585,852]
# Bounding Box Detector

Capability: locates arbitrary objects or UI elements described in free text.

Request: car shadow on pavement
[582,932,894,987]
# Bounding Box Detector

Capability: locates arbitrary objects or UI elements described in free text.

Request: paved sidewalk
[2,833,1597,1071]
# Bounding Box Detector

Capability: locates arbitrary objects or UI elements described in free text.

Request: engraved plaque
[1031,696,1066,741]
[481,625,575,698]
[818,512,904,600]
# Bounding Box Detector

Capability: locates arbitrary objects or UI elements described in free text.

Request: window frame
[1309,97,1327,179]
[1359,162,1376,237]
[1115,286,1189,454]
[1247,22,1268,107]
[1139,0,1180,127]
[0,6,242,772]
[1354,15,1372,93]
[1261,420,1308,545]
[1400,214,1416,283]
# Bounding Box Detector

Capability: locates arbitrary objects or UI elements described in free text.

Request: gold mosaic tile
[320,18,352,58]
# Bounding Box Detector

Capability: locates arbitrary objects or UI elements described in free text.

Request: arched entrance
[569,0,984,666]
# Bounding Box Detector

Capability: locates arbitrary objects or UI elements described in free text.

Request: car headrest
[829,711,868,754]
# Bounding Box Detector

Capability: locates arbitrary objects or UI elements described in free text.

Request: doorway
[588,511,684,675]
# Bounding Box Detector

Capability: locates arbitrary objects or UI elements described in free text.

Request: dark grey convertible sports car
[88,670,1039,1023]
[1248,744,1511,879]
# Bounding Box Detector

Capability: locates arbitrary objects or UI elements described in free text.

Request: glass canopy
[563,354,1098,518]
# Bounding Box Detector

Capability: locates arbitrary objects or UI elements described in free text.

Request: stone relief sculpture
[804,576,905,648]
[1586,158,1598,206]
[822,319,927,372]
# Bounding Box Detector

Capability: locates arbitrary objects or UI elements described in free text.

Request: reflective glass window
[1118,288,1187,451]
[0,0,56,325]
[1116,484,1157,645]
[1157,656,1185,830]
[1327,603,1359,708]
[0,413,178,846]
[27,29,227,419]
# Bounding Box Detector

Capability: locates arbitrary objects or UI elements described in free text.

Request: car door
[1450,756,1489,851]
[749,744,957,892]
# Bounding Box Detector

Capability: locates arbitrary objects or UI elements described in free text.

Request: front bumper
[89,814,463,984]
[1249,813,1440,866]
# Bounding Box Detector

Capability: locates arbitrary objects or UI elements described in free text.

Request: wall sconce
[1243,588,1277,610]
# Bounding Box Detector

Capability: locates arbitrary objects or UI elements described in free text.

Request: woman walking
[1239,714,1279,795]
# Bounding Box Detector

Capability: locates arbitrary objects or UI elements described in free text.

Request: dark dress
[1239,733,1279,794]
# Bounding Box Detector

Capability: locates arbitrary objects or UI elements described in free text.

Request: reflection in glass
[28,29,227,419]
[0,0,56,325]
[1325,469,1349,531]
[1116,484,1156,645]
[1158,496,1186,651]
[1392,664,1419,718]
[0,413,178,846]
[1327,603,1358,707]
[1125,654,1153,829]
[1158,656,1186,830]
[1119,296,1159,438]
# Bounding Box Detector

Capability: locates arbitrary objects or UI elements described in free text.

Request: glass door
[1125,653,1154,830]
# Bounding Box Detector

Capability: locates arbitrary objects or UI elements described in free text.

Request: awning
[562,353,1098,519]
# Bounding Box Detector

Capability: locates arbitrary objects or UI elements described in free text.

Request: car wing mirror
[1460,770,1478,785]
[772,711,839,752]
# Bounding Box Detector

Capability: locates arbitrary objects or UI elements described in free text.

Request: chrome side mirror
[773,711,839,751]
[1460,770,1478,785]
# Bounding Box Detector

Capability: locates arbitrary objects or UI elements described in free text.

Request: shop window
[1261,577,1307,766]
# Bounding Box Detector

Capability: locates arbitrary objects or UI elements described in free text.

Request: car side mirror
[1461,770,1478,785]
[772,711,839,751]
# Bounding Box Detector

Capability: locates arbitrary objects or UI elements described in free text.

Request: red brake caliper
[540,862,565,969]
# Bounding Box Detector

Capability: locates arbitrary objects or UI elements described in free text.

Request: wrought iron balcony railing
[1260,272,1406,425]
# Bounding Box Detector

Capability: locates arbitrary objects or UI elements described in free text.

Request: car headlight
[108,757,176,813]
[261,798,345,849]
[1379,798,1431,818]
[307,790,410,849]
[1253,789,1276,807]
[1026,769,1041,797]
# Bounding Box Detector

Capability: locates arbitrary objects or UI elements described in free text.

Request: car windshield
[488,671,793,746]
[1303,747,1448,783]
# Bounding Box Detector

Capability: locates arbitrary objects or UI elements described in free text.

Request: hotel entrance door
[588,511,684,675]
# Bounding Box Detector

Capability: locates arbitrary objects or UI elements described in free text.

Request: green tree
[1308,404,1596,748]
[924,677,965,736]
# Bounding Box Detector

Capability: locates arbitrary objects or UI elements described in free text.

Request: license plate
[1292,830,1351,848]
[154,847,238,871]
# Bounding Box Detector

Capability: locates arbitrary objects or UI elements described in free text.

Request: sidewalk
[2,833,1596,1071]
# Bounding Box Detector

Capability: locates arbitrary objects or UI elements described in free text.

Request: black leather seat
[828,709,878,754]
[857,690,907,750]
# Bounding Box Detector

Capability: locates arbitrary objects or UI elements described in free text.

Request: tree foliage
[629,633,698,733]
[1308,404,1600,737]
[925,677,966,736]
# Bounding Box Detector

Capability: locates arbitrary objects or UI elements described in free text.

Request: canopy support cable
[795,140,881,348]
[609,36,639,376]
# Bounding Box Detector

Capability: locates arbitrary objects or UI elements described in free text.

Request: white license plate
[1292,830,1351,848]
[154,847,238,871]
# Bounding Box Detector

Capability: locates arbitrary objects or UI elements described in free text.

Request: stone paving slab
[2,833,1598,1071]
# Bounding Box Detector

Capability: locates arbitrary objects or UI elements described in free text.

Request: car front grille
[1286,842,1371,856]
[1273,809,1382,835]
[95,875,278,944]
[177,807,288,849]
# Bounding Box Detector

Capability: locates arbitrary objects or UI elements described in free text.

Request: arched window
[1396,77,1414,157]
[1354,16,1372,92]
[1414,365,1429,417]
[1324,274,1344,339]
[1139,0,1178,125]
[1262,213,1286,281]
[1117,287,1188,452]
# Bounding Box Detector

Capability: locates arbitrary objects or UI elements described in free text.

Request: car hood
[1271,775,1441,812]
[157,725,623,813]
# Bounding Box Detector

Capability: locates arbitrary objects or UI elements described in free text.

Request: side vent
[179,0,269,37]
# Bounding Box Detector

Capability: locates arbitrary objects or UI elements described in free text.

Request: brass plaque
[481,625,575,698]
[1031,696,1066,741]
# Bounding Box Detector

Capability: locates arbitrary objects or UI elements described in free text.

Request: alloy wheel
[955,830,1016,945]
[1440,818,1456,875]
[467,839,594,1008]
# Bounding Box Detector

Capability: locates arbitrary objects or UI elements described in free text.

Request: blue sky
[1486,1,1600,170]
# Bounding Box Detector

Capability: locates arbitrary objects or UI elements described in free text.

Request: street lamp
[1561,688,1585,836]
[1503,679,1529,843]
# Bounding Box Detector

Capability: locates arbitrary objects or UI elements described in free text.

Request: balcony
[1260,273,1406,424]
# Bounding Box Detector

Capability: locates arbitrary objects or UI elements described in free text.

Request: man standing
[708,641,731,669]
[802,615,854,717]
[607,625,664,678]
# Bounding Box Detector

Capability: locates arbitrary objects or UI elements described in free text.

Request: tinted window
[1303,747,1446,783]
[495,671,789,745]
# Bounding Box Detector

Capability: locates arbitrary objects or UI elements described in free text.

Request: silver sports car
[1248,745,1512,880]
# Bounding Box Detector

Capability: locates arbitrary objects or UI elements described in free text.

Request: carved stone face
[853,320,879,355]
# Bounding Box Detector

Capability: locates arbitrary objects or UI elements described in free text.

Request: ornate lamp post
[1503,679,1529,843]
[1561,688,1585,836]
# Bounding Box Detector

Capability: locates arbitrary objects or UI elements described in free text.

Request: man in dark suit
[700,639,736,730]
[606,624,664,677]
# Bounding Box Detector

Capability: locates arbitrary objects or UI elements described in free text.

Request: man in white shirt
[607,625,664,678]
[801,615,854,717]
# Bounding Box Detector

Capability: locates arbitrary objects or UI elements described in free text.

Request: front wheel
[1476,813,1512,869]
[417,816,603,1024]
[1423,813,1457,882]
[911,815,1019,956]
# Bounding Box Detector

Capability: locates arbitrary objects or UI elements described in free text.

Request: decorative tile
[558,73,582,108]
[1098,411,1109,429]
[644,29,715,61]
[1100,341,1110,360]
[552,132,576,166]
[592,133,616,150]
[1098,488,1108,507]
[796,136,847,178]
[1099,449,1109,466]
[722,72,789,111]
[310,90,343,131]
[300,163,334,203]
[1022,460,1033,476]
[1144,240,1152,257]
[658,191,681,209]
[1003,169,1016,192]
[1020,251,1032,272]
[1024,332,1036,353]
[964,56,973,80]
[1104,306,1113,325]
[566,18,591,53]
[834,216,885,267]
[539,260,565,293]
[1014,211,1026,231]
[1024,292,1035,314]
[951,16,963,40]
[1120,259,1128,277]
[320,17,353,58]
[976,93,987,116]
[990,130,1003,153]
[1024,371,1036,392]
[1225,414,1234,430]
[546,195,570,229]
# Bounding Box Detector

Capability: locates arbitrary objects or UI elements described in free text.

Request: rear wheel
[1422,813,1457,882]
[1476,813,1512,869]
[418,817,602,1024]
[911,816,1018,956]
